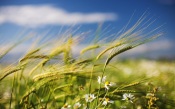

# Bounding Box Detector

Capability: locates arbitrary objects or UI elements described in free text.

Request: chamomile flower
[97,76,106,84]
[73,102,81,109]
[97,76,116,90]
[102,98,114,106]
[84,94,96,102]
[61,103,71,109]
[104,81,116,90]
[122,93,135,103]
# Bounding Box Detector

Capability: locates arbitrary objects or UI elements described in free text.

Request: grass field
[0,16,175,109]
[0,58,175,109]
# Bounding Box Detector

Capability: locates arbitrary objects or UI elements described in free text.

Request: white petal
[102,76,106,82]
[97,76,101,84]
[109,100,114,104]
[102,101,107,105]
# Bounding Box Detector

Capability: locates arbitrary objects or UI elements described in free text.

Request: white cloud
[0,5,117,27]
[1,39,174,63]
[129,39,173,53]
[120,39,175,58]
[3,39,174,56]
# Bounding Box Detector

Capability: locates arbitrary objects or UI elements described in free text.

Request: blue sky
[0,0,175,59]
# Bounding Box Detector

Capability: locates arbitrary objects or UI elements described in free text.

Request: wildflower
[73,102,81,109]
[122,93,135,103]
[104,81,116,90]
[97,76,116,90]
[61,103,71,109]
[102,98,114,106]
[97,76,106,84]
[84,94,96,102]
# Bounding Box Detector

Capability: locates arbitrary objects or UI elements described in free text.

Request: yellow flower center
[105,98,110,102]
[88,96,93,100]
[105,81,110,86]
